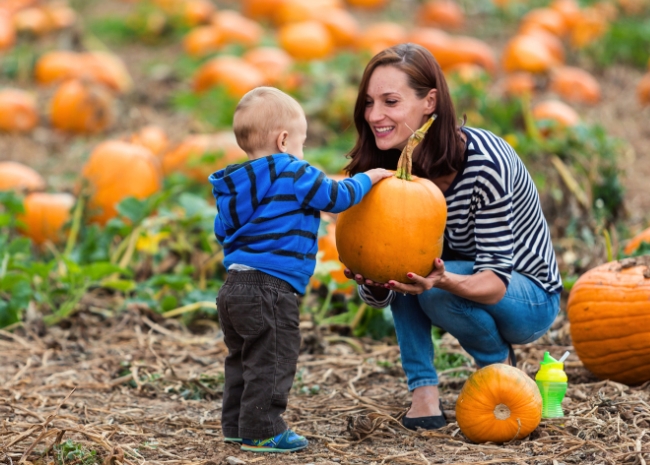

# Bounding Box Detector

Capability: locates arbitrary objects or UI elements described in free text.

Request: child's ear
[276,130,289,153]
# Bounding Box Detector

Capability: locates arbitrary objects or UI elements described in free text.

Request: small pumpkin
[13,6,52,36]
[183,0,216,26]
[550,0,581,28]
[570,8,608,48]
[273,0,318,24]
[0,88,39,133]
[192,56,265,96]
[435,36,497,74]
[211,10,262,47]
[241,0,283,20]
[0,161,45,192]
[357,22,407,56]
[34,50,83,86]
[0,10,16,50]
[183,25,222,57]
[532,100,580,128]
[42,1,77,30]
[50,79,114,134]
[346,0,388,8]
[336,117,447,283]
[567,256,650,385]
[18,192,75,245]
[81,51,133,94]
[130,125,169,156]
[549,66,601,105]
[319,7,360,48]
[624,227,650,255]
[638,72,650,106]
[417,0,465,30]
[278,20,334,61]
[502,35,559,73]
[456,364,542,443]
[520,7,567,37]
[243,46,294,86]
[81,141,163,225]
[161,132,247,182]
[518,26,566,64]
[502,72,536,97]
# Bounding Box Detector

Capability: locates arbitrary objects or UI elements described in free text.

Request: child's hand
[365,168,393,185]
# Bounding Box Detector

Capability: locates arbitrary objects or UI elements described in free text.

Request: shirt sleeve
[293,162,372,213]
[358,285,396,308]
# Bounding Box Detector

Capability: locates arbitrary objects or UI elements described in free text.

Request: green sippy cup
[535,351,568,418]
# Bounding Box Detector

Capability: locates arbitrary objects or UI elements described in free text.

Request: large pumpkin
[335,116,447,284]
[0,10,16,50]
[567,257,650,385]
[0,161,45,192]
[18,192,75,245]
[50,79,114,134]
[81,141,163,225]
[456,364,542,443]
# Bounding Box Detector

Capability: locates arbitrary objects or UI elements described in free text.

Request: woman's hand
[388,258,446,295]
[343,268,390,288]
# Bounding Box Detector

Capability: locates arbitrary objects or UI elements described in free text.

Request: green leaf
[117,197,152,224]
[100,279,136,292]
[83,262,133,281]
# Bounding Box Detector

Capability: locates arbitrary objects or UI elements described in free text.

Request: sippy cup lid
[536,351,568,381]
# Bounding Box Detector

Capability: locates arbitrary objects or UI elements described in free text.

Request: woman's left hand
[388,258,446,295]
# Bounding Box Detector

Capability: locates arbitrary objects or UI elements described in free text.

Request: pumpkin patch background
[1,0,650,463]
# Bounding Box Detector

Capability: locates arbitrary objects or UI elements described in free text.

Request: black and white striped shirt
[358,127,563,308]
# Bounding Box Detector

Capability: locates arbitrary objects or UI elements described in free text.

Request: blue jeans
[391,261,560,391]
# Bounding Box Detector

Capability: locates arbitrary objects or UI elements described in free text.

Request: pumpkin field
[1,0,650,463]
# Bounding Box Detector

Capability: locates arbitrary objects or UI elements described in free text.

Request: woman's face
[364,65,437,151]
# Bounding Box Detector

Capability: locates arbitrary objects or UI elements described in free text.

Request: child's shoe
[241,429,308,453]
[223,437,242,444]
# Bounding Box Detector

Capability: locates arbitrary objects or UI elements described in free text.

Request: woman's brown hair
[345,43,465,180]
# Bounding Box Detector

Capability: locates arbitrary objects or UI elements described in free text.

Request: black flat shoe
[508,344,517,368]
[401,400,447,431]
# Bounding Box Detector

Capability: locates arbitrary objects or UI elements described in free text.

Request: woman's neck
[431,130,466,194]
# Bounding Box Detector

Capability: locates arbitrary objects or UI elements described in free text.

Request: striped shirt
[359,127,563,308]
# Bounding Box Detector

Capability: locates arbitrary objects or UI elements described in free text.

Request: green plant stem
[349,302,367,331]
[163,301,216,318]
[64,196,85,257]
[316,287,335,323]
[604,228,613,262]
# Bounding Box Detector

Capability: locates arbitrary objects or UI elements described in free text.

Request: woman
[343,43,562,431]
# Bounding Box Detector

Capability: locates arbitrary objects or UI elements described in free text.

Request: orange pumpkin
[520,7,567,37]
[241,0,283,20]
[81,51,133,94]
[319,8,359,48]
[502,35,559,73]
[0,88,39,133]
[34,51,83,86]
[518,26,566,64]
[456,364,542,443]
[50,79,114,134]
[570,8,609,48]
[567,257,650,385]
[336,117,447,283]
[346,0,388,8]
[13,7,51,36]
[532,100,580,128]
[273,0,317,24]
[81,141,163,225]
[0,161,46,192]
[550,0,581,28]
[408,27,451,58]
[638,72,650,106]
[130,125,169,156]
[161,132,247,182]
[278,20,334,61]
[624,227,650,255]
[0,10,16,50]
[243,46,294,86]
[310,222,355,295]
[417,0,465,30]
[438,36,496,74]
[549,66,601,105]
[502,72,536,97]
[183,0,216,26]
[18,192,75,245]
[357,22,407,56]
[211,10,262,47]
[183,25,221,57]
[192,56,265,96]
[42,1,77,30]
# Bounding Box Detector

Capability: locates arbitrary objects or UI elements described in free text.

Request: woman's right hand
[343,268,391,289]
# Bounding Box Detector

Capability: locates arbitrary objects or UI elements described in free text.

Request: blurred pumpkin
[567,257,650,385]
[278,20,334,61]
[346,0,388,8]
[130,125,169,156]
[192,56,265,96]
[81,141,163,225]
[34,51,83,85]
[184,0,216,26]
[637,72,650,106]
[357,22,407,56]
[417,0,465,30]
[50,79,114,134]
[502,72,536,97]
[549,66,601,105]
[241,0,283,20]
[0,88,39,133]
[624,227,650,255]
[570,7,608,48]
[532,100,580,128]
[445,63,488,84]
[520,7,567,37]
[502,35,559,73]
[310,222,355,295]
[42,1,77,30]
[211,10,262,47]
[408,27,451,58]
[437,36,496,73]
[18,192,75,245]
[518,26,565,64]
[243,46,294,86]
[550,0,581,28]
[593,1,619,21]
[319,7,359,48]
[183,25,221,57]
[0,10,16,50]
[456,364,542,443]
[618,0,650,15]
[13,6,51,36]
[81,51,133,94]
[161,132,247,182]
[0,161,45,192]
[273,0,318,24]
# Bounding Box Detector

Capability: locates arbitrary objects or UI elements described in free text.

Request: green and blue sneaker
[241,429,308,453]
[223,437,242,444]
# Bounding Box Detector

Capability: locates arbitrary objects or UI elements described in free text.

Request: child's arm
[293,163,392,213]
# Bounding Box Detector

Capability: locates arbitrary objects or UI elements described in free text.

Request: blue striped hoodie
[209,153,372,294]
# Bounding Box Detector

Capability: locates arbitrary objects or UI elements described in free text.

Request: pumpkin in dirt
[0,161,46,192]
[638,73,650,106]
[81,141,163,225]
[502,35,559,73]
[456,364,542,443]
[570,8,608,48]
[434,36,496,74]
[211,10,262,47]
[624,227,650,255]
[243,47,294,86]
[549,66,601,105]
[130,125,169,156]
[81,51,133,94]
[310,222,355,295]
[520,7,567,37]
[278,20,334,61]
[319,8,360,48]
[518,26,566,64]
[335,117,447,284]
[183,25,221,57]
[550,0,581,28]
[417,0,465,30]
[183,0,216,26]
[161,132,247,183]
[532,100,580,128]
[192,56,265,96]
[357,22,407,56]
[502,72,536,97]
[0,10,16,50]
[34,51,83,86]
[18,192,75,245]
[50,79,114,134]
[567,257,650,385]
[0,88,39,133]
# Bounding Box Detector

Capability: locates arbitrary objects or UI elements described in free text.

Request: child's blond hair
[233,87,305,155]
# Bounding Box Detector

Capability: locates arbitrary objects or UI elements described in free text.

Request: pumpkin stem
[395,114,436,181]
